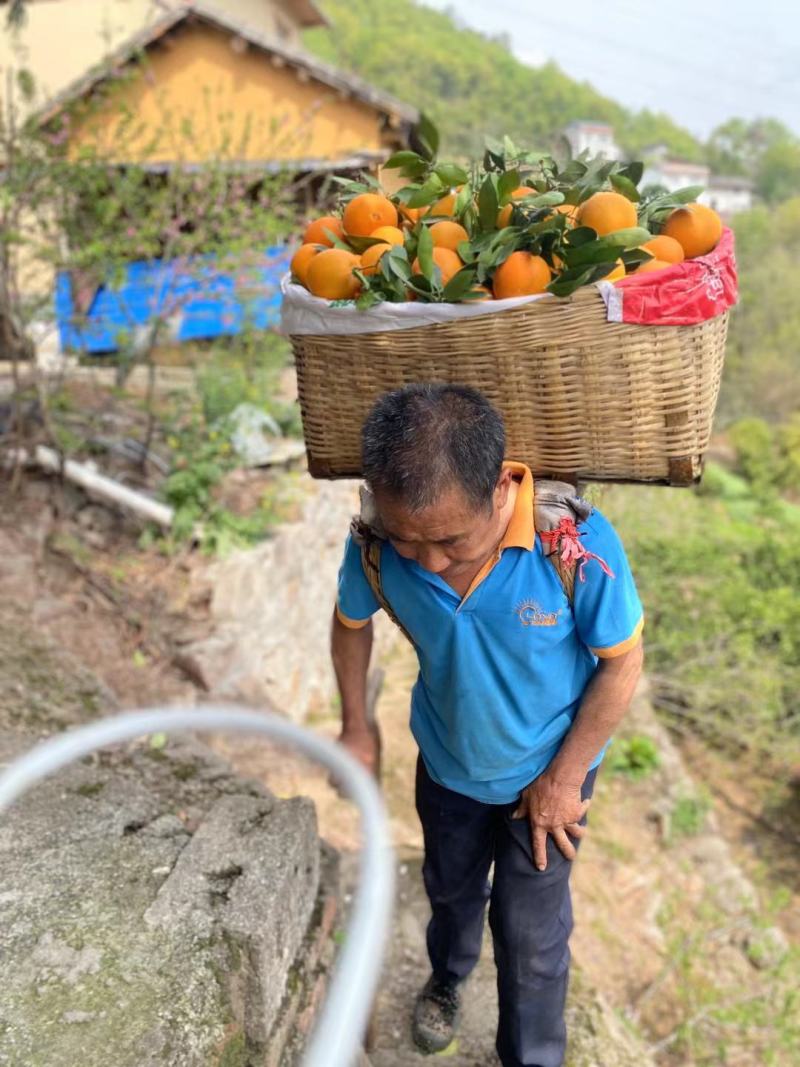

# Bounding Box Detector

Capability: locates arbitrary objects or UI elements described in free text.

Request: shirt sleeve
[571,508,644,658]
[335,533,380,629]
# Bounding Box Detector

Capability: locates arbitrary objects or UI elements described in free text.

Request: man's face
[374,469,513,577]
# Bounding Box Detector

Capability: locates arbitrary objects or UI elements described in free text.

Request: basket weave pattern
[290,287,728,485]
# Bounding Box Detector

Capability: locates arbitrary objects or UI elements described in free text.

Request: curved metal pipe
[0,706,395,1067]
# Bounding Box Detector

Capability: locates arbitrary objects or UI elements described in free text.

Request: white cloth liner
[278,274,617,337]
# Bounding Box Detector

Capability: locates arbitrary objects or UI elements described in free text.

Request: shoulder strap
[351,515,416,645]
[533,479,592,607]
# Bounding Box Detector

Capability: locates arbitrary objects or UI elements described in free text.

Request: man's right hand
[338,724,382,779]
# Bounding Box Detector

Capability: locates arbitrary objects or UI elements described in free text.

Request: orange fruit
[306,248,361,300]
[343,193,398,238]
[429,190,459,217]
[303,216,344,247]
[412,246,463,286]
[497,187,534,228]
[290,243,324,287]
[492,252,552,298]
[606,259,626,281]
[360,242,393,275]
[662,203,722,258]
[369,225,404,246]
[430,220,469,251]
[399,203,424,224]
[576,191,637,236]
[552,203,578,226]
[635,258,672,274]
[640,234,685,264]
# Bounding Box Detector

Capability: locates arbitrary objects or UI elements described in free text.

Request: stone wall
[0,618,337,1067]
[185,478,397,722]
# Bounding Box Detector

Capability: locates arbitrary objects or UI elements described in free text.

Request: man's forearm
[330,609,374,734]
[548,639,644,784]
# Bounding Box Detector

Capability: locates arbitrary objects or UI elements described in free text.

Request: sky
[420,0,800,140]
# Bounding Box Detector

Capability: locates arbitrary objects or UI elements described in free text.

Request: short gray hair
[361,384,506,511]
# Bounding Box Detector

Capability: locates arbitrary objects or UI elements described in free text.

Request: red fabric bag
[600,226,738,326]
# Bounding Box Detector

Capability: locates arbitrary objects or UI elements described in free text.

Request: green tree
[307,0,702,161]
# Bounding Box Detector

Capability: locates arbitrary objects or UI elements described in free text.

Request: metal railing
[0,706,395,1067]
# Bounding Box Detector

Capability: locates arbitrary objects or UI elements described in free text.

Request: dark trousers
[415,756,598,1067]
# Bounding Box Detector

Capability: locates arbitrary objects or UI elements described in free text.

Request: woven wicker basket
[288,284,728,486]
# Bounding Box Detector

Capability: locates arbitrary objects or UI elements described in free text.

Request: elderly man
[331,384,643,1067]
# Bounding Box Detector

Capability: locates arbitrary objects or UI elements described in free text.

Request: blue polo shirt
[336,463,643,804]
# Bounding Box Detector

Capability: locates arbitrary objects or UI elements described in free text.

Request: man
[331,384,644,1067]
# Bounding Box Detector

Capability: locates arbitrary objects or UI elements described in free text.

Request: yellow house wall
[67,23,385,164]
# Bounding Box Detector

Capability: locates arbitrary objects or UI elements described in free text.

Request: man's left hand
[511,772,591,871]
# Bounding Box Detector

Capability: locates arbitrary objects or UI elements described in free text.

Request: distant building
[0,0,418,171]
[705,176,754,218]
[561,120,623,160]
[641,154,711,195]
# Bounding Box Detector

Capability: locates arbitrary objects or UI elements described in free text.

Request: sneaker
[411,973,461,1053]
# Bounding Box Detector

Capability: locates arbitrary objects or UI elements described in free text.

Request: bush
[607,735,661,780]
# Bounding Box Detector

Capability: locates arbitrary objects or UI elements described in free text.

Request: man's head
[362,384,513,576]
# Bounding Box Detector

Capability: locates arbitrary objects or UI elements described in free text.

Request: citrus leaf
[478,174,499,231]
[497,169,522,203]
[565,226,597,248]
[443,267,478,303]
[416,224,435,281]
[457,240,476,263]
[547,265,597,297]
[416,113,440,161]
[406,175,446,208]
[610,173,641,202]
[621,248,653,268]
[454,182,473,217]
[435,162,469,187]
[620,161,644,186]
[603,226,652,247]
[384,150,428,175]
[670,185,705,204]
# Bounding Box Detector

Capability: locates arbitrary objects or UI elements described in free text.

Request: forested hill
[306,0,703,160]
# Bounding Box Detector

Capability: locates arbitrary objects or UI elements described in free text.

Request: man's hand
[511,772,590,871]
[338,723,382,779]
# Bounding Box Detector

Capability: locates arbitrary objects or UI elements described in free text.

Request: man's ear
[494,466,513,510]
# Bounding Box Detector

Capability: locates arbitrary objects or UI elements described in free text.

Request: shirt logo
[515,599,561,627]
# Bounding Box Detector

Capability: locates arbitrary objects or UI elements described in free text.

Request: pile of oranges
[290,185,723,305]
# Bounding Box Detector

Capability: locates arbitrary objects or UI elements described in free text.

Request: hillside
[306,0,703,160]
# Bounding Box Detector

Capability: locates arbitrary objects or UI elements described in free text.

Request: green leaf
[381,246,412,283]
[416,113,440,161]
[621,248,652,269]
[435,162,469,187]
[565,226,597,248]
[149,732,168,750]
[609,173,641,202]
[547,265,598,297]
[603,226,652,247]
[670,185,705,204]
[405,175,445,208]
[620,161,644,186]
[457,239,476,264]
[478,174,499,231]
[497,169,522,203]
[560,160,589,184]
[442,267,478,303]
[416,224,435,281]
[454,182,473,216]
[384,150,429,179]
